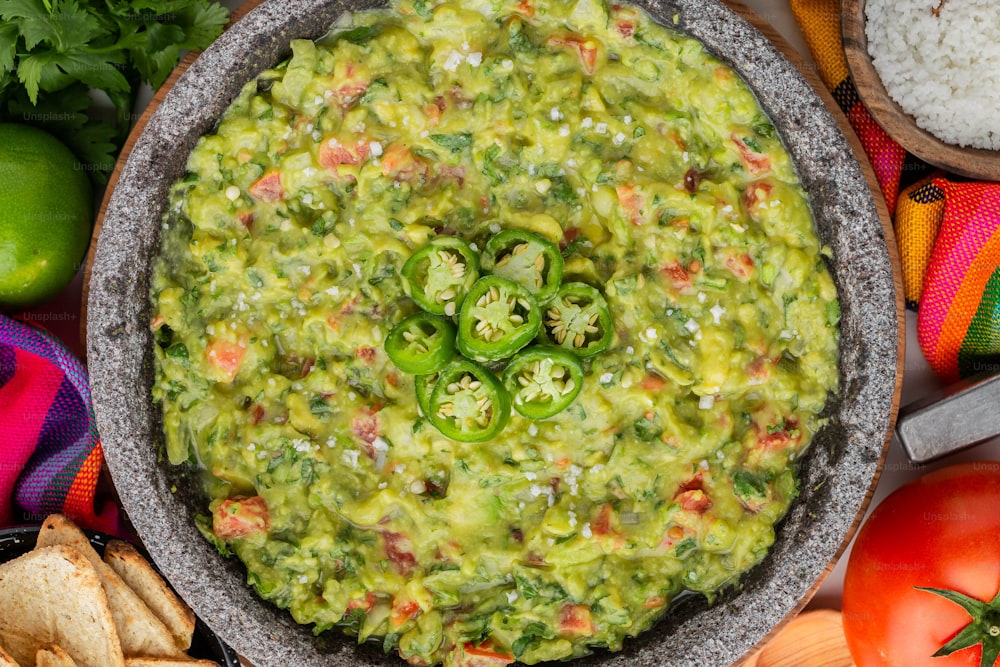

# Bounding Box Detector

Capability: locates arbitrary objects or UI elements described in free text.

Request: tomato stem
[916,586,1000,667]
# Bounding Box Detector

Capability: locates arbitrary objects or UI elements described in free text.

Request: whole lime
[0,123,94,309]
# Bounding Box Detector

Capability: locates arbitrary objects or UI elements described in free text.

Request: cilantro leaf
[0,0,229,180]
[0,21,20,73]
[174,1,230,50]
[430,133,474,153]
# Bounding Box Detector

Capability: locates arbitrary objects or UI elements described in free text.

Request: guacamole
[150,0,840,664]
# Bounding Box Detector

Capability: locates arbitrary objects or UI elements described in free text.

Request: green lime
[0,123,94,309]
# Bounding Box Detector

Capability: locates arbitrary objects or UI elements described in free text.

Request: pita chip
[125,659,218,667]
[104,540,195,651]
[36,644,78,667]
[0,644,19,667]
[0,545,124,667]
[35,516,183,659]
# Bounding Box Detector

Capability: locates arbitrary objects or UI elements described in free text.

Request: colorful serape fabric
[895,175,946,309]
[0,314,118,532]
[791,0,1000,383]
[917,180,1000,382]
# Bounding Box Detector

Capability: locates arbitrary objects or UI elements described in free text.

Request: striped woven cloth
[791,0,1000,382]
[0,314,118,531]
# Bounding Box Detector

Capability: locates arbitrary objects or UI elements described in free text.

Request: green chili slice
[457,276,541,362]
[401,236,480,316]
[427,360,510,442]
[384,312,456,374]
[483,229,564,303]
[542,282,613,357]
[414,371,438,417]
[502,346,584,419]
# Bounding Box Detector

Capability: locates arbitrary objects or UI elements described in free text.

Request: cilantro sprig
[0,0,229,183]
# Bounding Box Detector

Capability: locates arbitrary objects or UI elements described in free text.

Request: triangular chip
[36,516,183,659]
[124,659,218,667]
[0,545,124,667]
[36,644,78,667]
[104,541,196,651]
[0,644,20,667]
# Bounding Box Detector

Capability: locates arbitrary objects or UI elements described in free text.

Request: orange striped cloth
[790,0,1000,381]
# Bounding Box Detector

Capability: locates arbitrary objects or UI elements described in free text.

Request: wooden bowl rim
[841,0,1000,181]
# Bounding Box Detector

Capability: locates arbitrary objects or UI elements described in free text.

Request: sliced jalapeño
[401,236,480,316]
[542,282,613,357]
[502,346,584,419]
[482,229,564,303]
[427,360,510,442]
[414,371,439,417]
[384,312,456,374]
[457,276,541,362]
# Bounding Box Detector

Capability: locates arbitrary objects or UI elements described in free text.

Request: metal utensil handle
[896,370,1000,463]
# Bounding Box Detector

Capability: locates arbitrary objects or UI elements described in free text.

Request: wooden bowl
[842,0,1000,181]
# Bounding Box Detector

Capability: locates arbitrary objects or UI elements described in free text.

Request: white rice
[866,0,1000,150]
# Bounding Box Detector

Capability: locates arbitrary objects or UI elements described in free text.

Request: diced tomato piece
[451,643,515,667]
[660,524,691,548]
[559,604,595,636]
[150,314,166,331]
[382,531,417,575]
[747,355,772,382]
[386,371,400,388]
[731,133,771,174]
[350,407,380,444]
[205,339,246,383]
[335,81,368,105]
[546,34,598,75]
[248,171,284,202]
[615,185,645,225]
[238,211,255,230]
[524,552,547,567]
[390,598,421,627]
[743,180,773,213]
[661,261,692,291]
[560,227,581,251]
[381,144,429,182]
[757,430,793,451]
[677,473,704,494]
[331,61,369,107]
[675,489,712,513]
[346,591,377,612]
[425,102,442,127]
[757,417,802,452]
[319,138,370,169]
[725,252,755,280]
[213,496,270,539]
[515,0,534,17]
[592,503,615,536]
[640,373,667,392]
[643,595,666,608]
[615,19,635,37]
[250,403,266,425]
[437,164,466,187]
[356,346,377,365]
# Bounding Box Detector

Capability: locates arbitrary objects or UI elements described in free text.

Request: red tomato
[842,462,1000,667]
[212,496,270,539]
[450,643,514,667]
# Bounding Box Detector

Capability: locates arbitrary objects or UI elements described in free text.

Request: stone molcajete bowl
[87,1,902,665]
